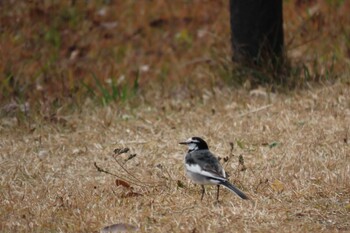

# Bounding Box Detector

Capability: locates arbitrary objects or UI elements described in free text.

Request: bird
[179,136,249,201]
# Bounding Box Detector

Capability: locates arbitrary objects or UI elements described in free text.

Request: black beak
[179,141,188,145]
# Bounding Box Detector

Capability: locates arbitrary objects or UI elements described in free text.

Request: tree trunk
[229,0,284,66]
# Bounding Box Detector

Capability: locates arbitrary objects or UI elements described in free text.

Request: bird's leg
[216,185,220,201]
[201,185,205,201]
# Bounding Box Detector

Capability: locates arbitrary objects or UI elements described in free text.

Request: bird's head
[179,137,209,152]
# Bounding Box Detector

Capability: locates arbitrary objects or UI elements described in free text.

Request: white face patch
[185,137,200,151]
[188,143,198,151]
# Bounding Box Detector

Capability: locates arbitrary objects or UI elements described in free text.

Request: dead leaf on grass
[121,191,143,198]
[236,139,244,149]
[115,179,132,189]
[249,88,267,98]
[100,223,138,233]
[177,180,185,188]
[295,212,305,217]
[229,142,234,153]
[38,150,49,159]
[271,179,285,193]
[124,153,137,162]
[238,154,247,171]
[269,141,279,148]
[114,148,130,155]
[345,204,350,212]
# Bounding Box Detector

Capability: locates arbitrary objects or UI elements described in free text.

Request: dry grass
[1,81,349,232]
[1,0,350,105]
[1,0,350,232]
[0,0,232,103]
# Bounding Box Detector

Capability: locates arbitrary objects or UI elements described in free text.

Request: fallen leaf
[177,180,185,188]
[229,142,234,153]
[238,155,247,171]
[121,191,142,198]
[250,88,267,98]
[115,179,132,189]
[124,153,137,162]
[38,150,48,159]
[271,179,284,193]
[345,204,350,212]
[100,223,138,233]
[114,148,130,155]
[236,140,244,149]
[295,212,305,217]
[269,141,279,149]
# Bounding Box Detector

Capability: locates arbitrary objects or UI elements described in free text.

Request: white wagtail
[180,137,249,200]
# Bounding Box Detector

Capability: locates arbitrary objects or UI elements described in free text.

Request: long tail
[220,180,249,200]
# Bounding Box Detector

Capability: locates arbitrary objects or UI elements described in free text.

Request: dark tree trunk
[229,0,284,66]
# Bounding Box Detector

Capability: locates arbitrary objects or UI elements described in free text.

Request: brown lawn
[1,82,349,232]
[1,1,350,232]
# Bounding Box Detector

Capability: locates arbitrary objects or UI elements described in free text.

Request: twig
[114,156,164,187]
[112,155,144,184]
[180,57,212,68]
[94,162,156,188]
[239,104,272,118]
